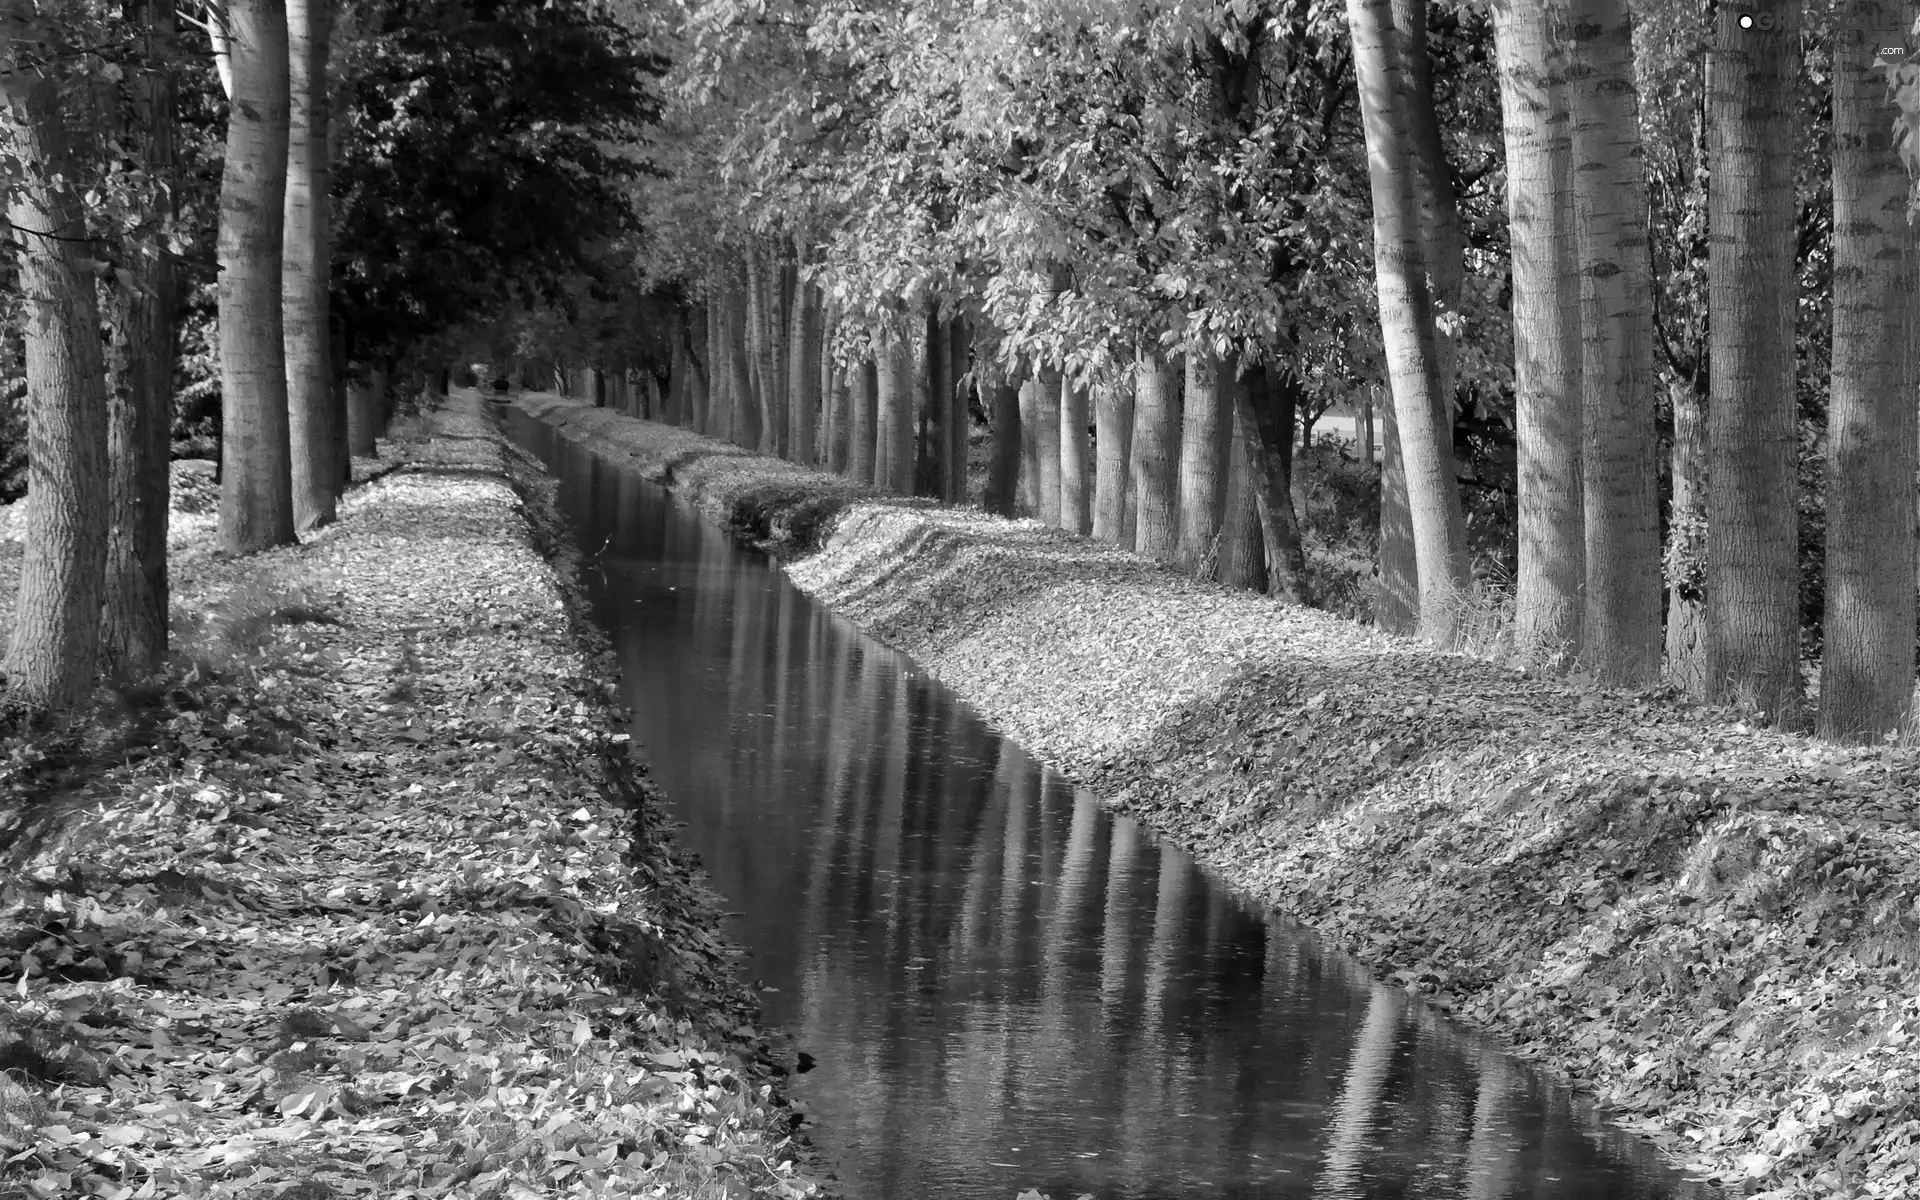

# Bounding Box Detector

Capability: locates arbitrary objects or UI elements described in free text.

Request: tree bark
[875,327,916,493]
[745,245,778,454]
[1706,0,1801,720]
[1665,376,1709,697]
[1349,0,1471,643]
[983,375,1022,517]
[704,285,727,438]
[1375,391,1418,632]
[100,0,179,681]
[217,0,297,556]
[1176,347,1231,576]
[1567,0,1661,686]
[918,308,948,497]
[1493,0,1585,667]
[1238,357,1310,604]
[0,59,111,707]
[1219,382,1267,591]
[1032,365,1063,525]
[1130,351,1182,563]
[1018,377,1040,515]
[346,366,379,455]
[726,264,758,450]
[850,357,879,485]
[285,0,337,531]
[1093,379,1134,544]
[788,277,822,467]
[1821,3,1918,742]
[1060,374,1092,535]
[946,315,970,503]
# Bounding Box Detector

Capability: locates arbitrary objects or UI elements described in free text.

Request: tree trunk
[1567,0,1661,686]
[1238,357,1310,604]
[1706,0,1801,721]
[217,0,297,556]
[1130,351,1181,563]
[1493,0,1585,667]
[726,265,758,450]
[1093,379,1135,544]
[100,0,179,681]
[1665,376,1709,697]
[0,62,111,707]
[1032,365,1063,525]
[918,309,948,497]
[1821,5,1918,742]
[1218,383,1267,591]
[682,302,709,430]
[789,278,822,467]
[745,241,778,455]
[1375,392,1418,632]
[946,315,970,503]
[1392,0,1464,306]
[984,376,1022,517]
[704,286,727,438]
[1018,377,1040,515]
[346,367,379,455]
[875,327,916,493]
[1060,375,1092,535]
[850,357,879,485]
[1348,0,1471,643]
[285,0,337,531]
[1176,347,1231,576]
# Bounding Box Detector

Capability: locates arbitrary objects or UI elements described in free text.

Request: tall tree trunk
[0,58,111,707]
[788,276,822,467]
[1093,379,1135,544]
[1032,365,1063,526]
[1218,386,1267,591]
[984,376,1022,517]
[919,308,948,497]
[875,327,916,493]
[1176,347,1230,576]
[682,302,708,430]
[345,366,379,455]
[1706,0,1801,720]
[100,0,179,681]
[1567,0,1660,686]
[1664,376,1709,696]
[1821,5,1918,742]
[285,0,337,531]
[1375,393,1418,631]
[745,245,777,454]
[1349,0,1471,643]
[726,265,758,450]
[1018,377,1040,515]
[1060,375,1092,535]
[946,315,970,503]
[1130,351,1181,563]
[1392,0,1464,306]
[1238,357,1310,603]
[850,357,879,485]
[704,286,727,438]
[1493,0,1585,667]
[217,0,296,556]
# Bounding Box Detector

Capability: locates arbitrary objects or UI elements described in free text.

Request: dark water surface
[503,408,1706,1200]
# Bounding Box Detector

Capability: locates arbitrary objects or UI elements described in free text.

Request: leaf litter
[521,392,1920,1200]
[0,395,822,1199]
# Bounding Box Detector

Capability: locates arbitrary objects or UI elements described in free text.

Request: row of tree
[0,0,659,709]
[575,0,1920,745]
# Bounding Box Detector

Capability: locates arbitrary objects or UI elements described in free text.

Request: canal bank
[513,390,1920,1198]
[0,395,821,1199]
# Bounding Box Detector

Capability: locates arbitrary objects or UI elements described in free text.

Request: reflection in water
[508,411,1705,1200]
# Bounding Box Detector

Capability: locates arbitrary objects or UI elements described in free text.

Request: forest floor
[516,391,1920,1200]
[0,395,821,1199]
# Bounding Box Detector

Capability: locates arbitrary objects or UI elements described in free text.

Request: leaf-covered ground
[0,396,821,1199]
[519,393,1920,1200]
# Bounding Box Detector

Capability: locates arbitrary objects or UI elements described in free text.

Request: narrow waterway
[504,408,1707,1200]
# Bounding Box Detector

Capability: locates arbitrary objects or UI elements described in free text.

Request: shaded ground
[517,392,1920,1200]
[0,396,820,1199]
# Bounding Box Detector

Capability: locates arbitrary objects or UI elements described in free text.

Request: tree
[875,327,914,492]
[285,0,338,530]
[982,370,1021,517]
[1092,379,1134,544]
[1820,5,1917,742]
[1176,346,1230,576]
[1,17,111,708]
[1492,0,1583,667]
[1060,375,1092,535]
[1706,0,1801,720]
[1130,351,1181,563]
[1030,364,1062,525]
[1565,0,1660,685]
[100,0,180,680]
[1348,0,1471,643]
[216,0,296,556]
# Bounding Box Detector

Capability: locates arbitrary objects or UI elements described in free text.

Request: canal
[503,406,1706,1200]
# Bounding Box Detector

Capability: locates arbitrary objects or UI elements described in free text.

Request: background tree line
[0,0,661,708]
[574,0,1920,748]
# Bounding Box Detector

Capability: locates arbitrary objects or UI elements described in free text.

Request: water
[503,407,1707,1200]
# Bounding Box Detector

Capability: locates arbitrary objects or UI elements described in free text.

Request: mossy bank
[514,391,1920,1199]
